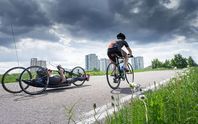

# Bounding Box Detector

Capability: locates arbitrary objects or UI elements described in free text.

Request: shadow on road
[0,93,24,99]
[111,87,132,95]
[45,84,91,93]
[0,85,91,102]
[14,93,48,101]
[13,85,91,101]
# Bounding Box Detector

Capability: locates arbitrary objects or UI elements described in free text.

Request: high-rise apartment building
[99,58,109,72]
[37,60,47,67]
[30,58,37,66]
[131,56,144,70]
[85,54,99,71]
[30,58,46,68]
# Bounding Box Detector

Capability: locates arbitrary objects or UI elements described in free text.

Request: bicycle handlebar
[128,54,133,58]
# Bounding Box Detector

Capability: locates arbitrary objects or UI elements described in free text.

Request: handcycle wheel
[71,66,86,86]
[106,63,121,89]
[19,66,49,95]
[1,66,29,93]
[125,63,134,84]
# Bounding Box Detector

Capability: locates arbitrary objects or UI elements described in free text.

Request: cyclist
[35,65,90,86]
[107,33,132,71]
[47,65,90,85]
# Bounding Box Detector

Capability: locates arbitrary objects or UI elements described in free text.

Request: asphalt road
[0,70,181,124]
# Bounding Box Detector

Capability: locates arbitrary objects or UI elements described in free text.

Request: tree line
[152,54,197,69]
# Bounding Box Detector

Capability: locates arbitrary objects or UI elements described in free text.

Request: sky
[0,0,198,73]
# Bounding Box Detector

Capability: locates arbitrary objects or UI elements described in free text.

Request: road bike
[106,54,134,89]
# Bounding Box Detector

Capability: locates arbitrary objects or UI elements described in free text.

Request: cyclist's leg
[107,48,117,64]
[121,50,129,70]
[59,69,66,83]
[67,75,90,83]
[107,48,117,73]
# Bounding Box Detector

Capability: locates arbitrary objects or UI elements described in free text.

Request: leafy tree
[163,59,171,68]
[171,54,187,68]
[152,59,162,69]
[187,56,197,67]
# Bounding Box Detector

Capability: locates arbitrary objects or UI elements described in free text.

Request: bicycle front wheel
[125,63,134,84]
[106,63,121,89]
[71,66,86,86]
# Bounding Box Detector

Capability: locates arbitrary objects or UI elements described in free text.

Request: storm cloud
[0,0,198,47]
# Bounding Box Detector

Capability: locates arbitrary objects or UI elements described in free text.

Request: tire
[19,66,49,95]
[125,63,134,84]
[71,66,86,86]
[1,67,27,93]
[106,63,121,89]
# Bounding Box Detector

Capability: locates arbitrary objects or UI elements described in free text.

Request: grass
[86,71,106,76]
[134,67,173,73]
[105,67,198,124]
[0,73,21,83]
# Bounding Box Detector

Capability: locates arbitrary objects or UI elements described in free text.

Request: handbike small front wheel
[125,63,134,84]
[106,63,121,89]
[71,66,86,86]
[1,66,27,93]
[19,66,49,95]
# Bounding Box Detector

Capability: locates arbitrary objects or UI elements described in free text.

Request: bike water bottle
[119,64,123,72]
[121,66,124,71]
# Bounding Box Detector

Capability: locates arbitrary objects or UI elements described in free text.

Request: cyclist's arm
[126,47,132,55]
[123,41,132,55]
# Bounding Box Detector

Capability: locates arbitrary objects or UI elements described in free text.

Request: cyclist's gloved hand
[57,65,62,70]
[128,54,133,57]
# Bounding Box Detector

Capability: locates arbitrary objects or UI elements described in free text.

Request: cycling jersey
[112,40,129,51]
[107,40,129,63]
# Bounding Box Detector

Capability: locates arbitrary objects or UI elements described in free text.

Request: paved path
[0,70,181,124]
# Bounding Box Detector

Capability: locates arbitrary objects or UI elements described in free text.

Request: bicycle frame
[114,56,126,80]
[106,54,134,89]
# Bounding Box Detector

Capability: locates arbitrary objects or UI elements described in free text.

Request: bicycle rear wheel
[125,63,134,84]
[71,66,86,86]
[1,67,28,93]
[106,63,121,89]
[19,66,49,95]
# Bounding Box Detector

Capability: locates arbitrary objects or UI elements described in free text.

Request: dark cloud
[0,0,53,47]
[107,0,198,42]
[0,0,198,48]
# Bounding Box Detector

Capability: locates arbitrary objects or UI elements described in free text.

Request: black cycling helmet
[36,67,48,77]
[117,33,126,40]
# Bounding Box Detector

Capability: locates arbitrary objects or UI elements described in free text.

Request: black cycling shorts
[107,47,122,63]
[49,76,62,85]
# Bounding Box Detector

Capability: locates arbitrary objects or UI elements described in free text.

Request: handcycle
[1,65,87,95]
[106,54,134,89]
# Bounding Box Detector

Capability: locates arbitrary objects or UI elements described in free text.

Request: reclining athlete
[46,65,90,85]
[107,33,133,71]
